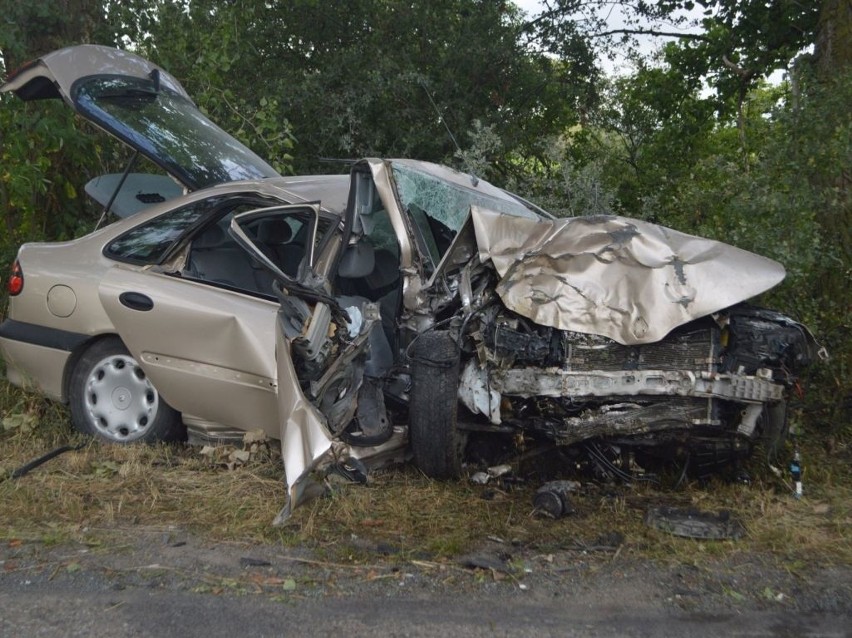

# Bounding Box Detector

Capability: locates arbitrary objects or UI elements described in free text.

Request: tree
[527,1,821,105]
[0,0,115,263]
[0,0,107,72]
[814,0,852,78]
[111,0,592,180]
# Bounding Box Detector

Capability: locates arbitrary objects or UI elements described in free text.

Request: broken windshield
[392,163,539,266]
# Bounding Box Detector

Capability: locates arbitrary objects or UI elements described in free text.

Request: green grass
[1,378,850,567]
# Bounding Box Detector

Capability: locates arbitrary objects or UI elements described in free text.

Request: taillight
[8,260,23,296]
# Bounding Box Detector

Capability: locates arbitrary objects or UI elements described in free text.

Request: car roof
[196,174,350,216]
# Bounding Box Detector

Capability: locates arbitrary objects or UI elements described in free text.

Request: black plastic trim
[119,291,154,311]
[0,320,89,352]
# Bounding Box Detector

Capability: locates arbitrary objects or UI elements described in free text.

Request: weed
[0,378,849,566]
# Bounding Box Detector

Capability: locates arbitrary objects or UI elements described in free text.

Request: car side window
[245,210,334,277]
[104,198,218,264]
[186,205,334,296]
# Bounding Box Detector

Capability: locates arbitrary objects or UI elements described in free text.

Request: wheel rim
[83,353,159,442]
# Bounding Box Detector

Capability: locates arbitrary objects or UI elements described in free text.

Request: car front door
[229,204,383,516]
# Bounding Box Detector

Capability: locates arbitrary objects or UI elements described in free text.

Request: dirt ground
[1,524,849,637]
[2,399,850,636]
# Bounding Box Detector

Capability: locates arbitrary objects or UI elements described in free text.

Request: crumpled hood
[471,207,786,345]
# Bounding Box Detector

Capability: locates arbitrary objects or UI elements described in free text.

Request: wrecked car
[0,46,822,521]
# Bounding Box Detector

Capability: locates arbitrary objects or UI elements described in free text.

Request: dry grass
[1,378,850,567]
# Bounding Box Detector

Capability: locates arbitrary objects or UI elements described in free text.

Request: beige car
[1,46,821,522]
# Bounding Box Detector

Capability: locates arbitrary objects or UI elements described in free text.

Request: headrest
[193,223,227,249]
[365,248,400,290]
[337,241,375,279]
[256,219,293,244]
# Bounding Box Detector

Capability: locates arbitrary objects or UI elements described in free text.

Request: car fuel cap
[47,284,77,317]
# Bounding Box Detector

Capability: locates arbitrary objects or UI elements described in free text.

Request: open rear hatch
[2,44,279,212]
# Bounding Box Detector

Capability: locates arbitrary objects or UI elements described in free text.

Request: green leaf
[2,413,37,433]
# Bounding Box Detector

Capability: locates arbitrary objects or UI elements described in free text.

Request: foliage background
[0,0,849,432]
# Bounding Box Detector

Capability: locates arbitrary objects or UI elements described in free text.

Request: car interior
[185,211,309,296]
[181,182,404,377]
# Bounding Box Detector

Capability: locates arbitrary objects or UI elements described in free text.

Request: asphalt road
[1,528,849,638]
[1,581,849,637]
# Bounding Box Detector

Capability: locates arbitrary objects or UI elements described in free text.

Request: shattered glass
[392,164,537,264]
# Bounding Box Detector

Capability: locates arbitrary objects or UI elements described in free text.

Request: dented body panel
[98,265,281,438]
[470,208,786,345]
[0,44,823,524]
[264,161,818,520]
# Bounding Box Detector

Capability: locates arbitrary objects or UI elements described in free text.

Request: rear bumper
[0,320,87,401]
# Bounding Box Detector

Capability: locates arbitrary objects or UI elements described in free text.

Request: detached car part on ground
[0,46,823,523]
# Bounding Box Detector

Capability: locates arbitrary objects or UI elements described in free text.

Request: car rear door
[98,266,281,437]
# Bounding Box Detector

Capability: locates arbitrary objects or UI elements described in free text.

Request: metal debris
[533,481,580,519]
[645,506,746,540]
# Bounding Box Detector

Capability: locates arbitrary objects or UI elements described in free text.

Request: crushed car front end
[460,303,819,476]
[275,160,823,522]
[414,204,823,480]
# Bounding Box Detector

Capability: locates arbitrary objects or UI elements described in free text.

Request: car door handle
[119,292,154,312]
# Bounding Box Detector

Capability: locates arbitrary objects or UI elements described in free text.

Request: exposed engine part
[277,297,335,381]
[533,480,579,518]
[486,313,721,373]
[515,397,719,446]
[445,301,822,485]
[312,355,365,435]
[477,305,817,380]
[344,376,393,446]
[325,457,369,485]
[736,403,764,437]
[564,324,720,373]
[459,358,502,424]
[633,434,754,480]
[581,441,657,483]
[486,313,569,367]
[302,303,381,435]
[720,305,822,381]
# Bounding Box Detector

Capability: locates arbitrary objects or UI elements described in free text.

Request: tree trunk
[814,0,852,78]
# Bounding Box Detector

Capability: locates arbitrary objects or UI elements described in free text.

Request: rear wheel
[409,331,464,478]
[69,337,184,443]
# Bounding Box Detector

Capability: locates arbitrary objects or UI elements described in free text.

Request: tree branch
[722,55,757,80]
[590,28,709,41]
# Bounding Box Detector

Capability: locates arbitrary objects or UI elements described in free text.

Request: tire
[409,331,464,479]
[69,337,185,444]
